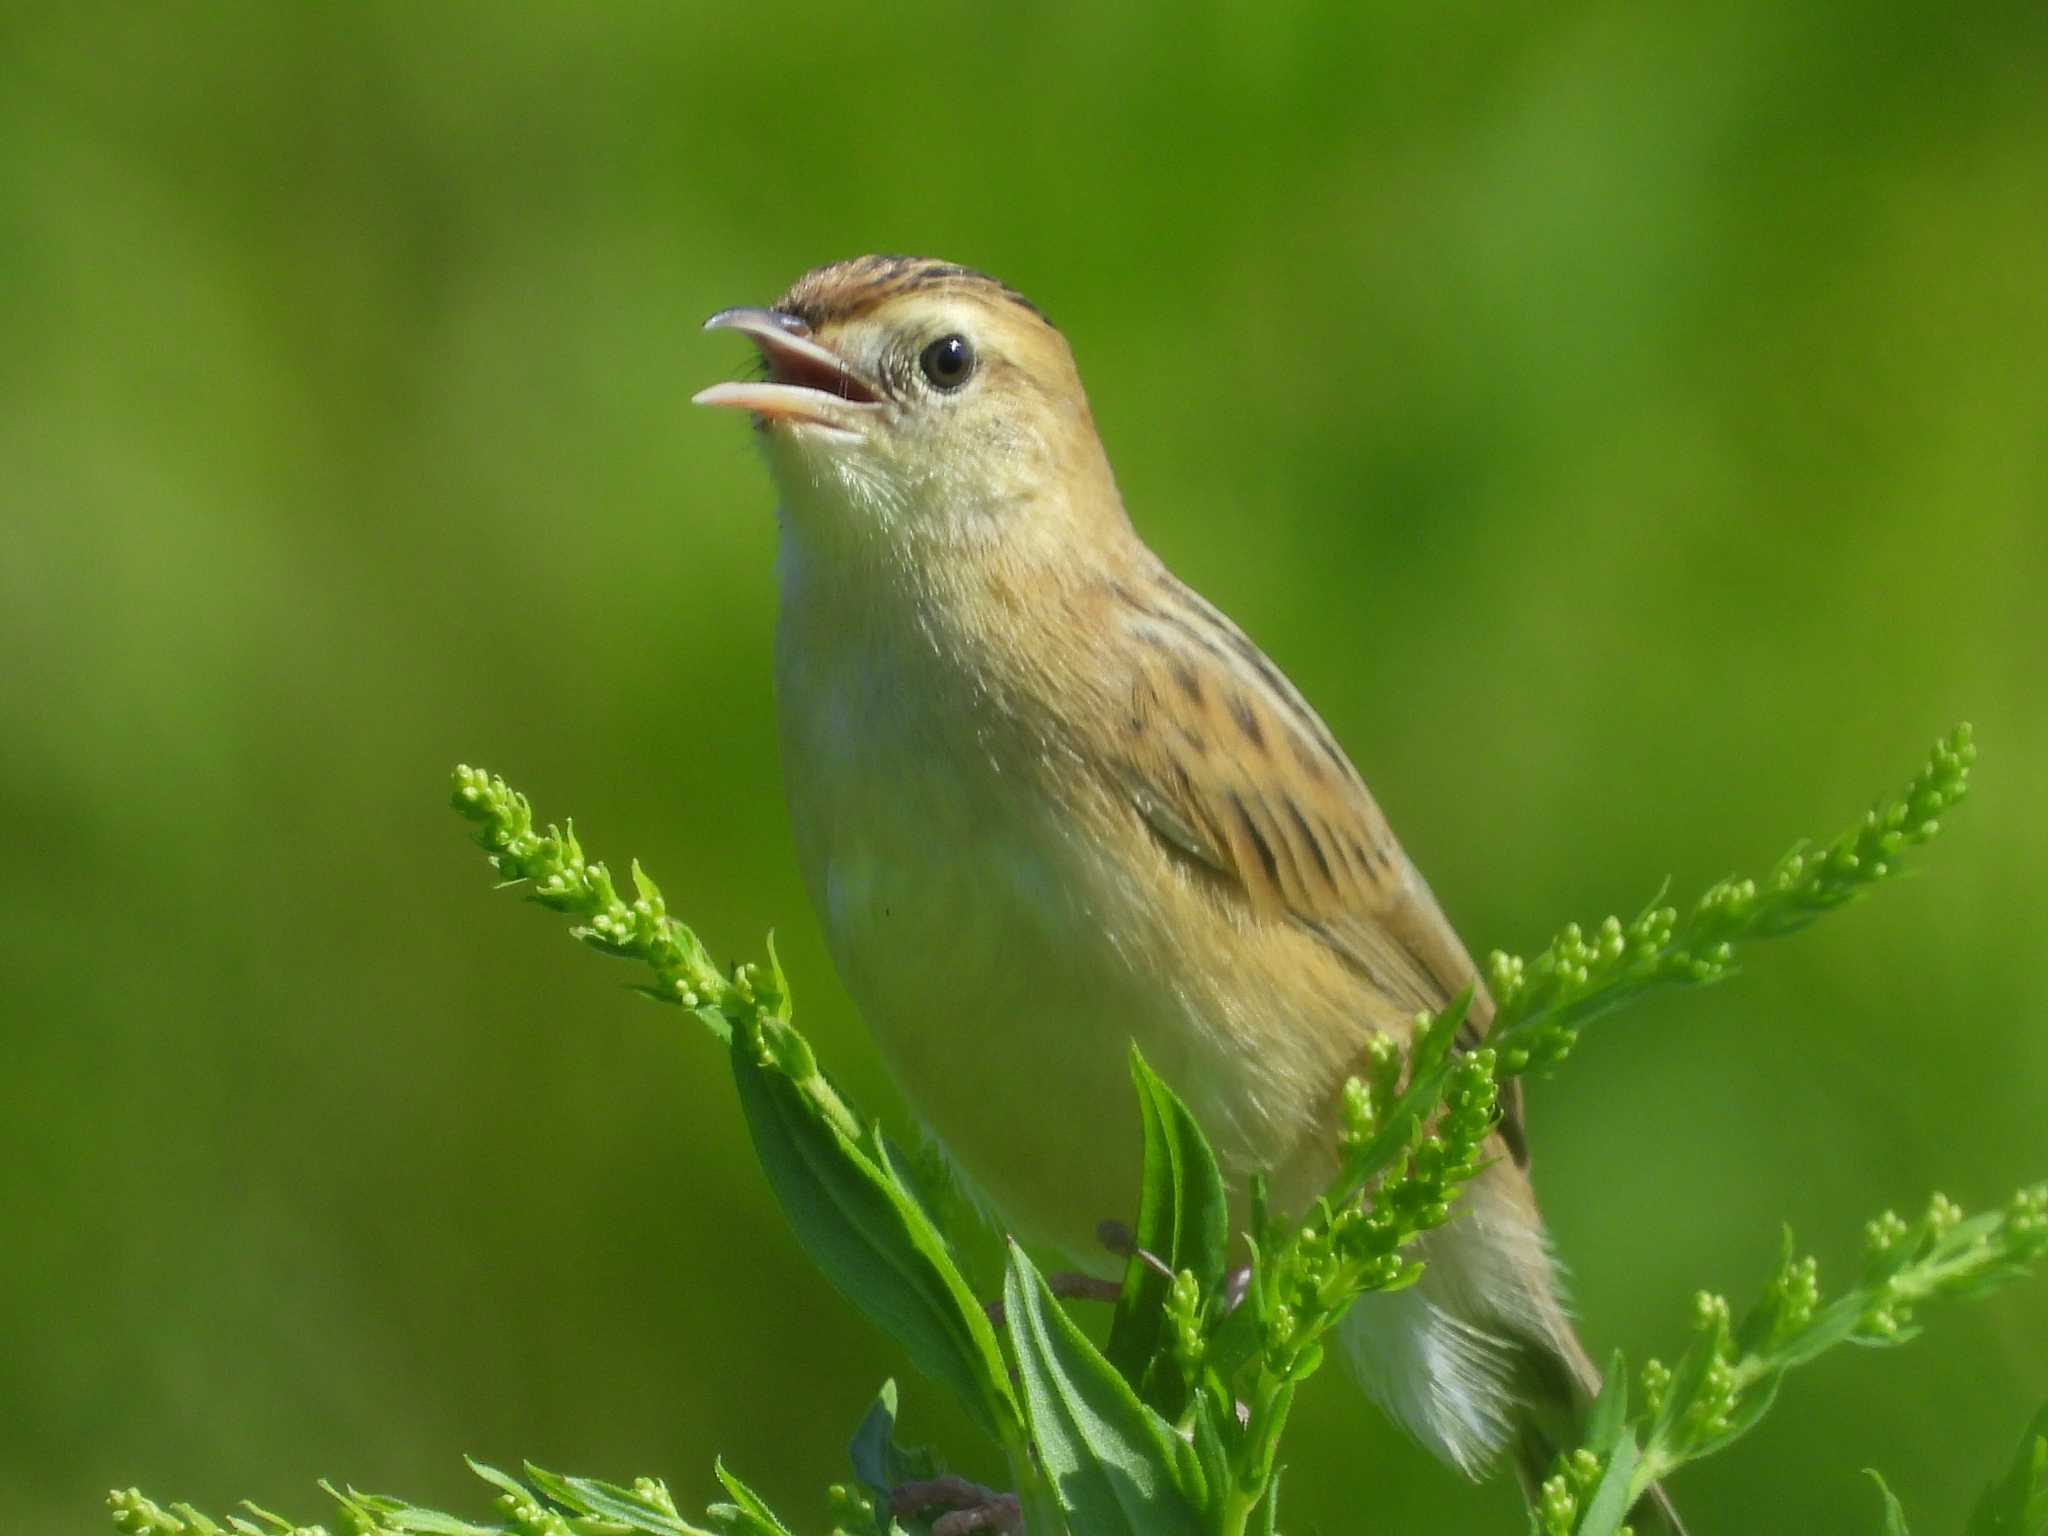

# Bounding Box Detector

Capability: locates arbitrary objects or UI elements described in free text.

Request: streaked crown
[699,254,1125,560]
[774,255,1051,333]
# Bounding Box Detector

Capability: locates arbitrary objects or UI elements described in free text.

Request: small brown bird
[697,255,1675,1525]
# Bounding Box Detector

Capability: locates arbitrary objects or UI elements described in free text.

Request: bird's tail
[1341,1283,1685,1531]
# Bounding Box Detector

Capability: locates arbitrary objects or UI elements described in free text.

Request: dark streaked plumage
[777,255,1049,331]
[1111,565,1529,1165]
[698,254,1682,1533]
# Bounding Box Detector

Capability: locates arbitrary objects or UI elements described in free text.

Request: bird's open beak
[693,307,885,440]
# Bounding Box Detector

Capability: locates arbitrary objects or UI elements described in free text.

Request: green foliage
[842,1382,938,1517]
[1865,1398,2048,1536]
[1966,1401,2048,1536]
[450,765,745,1034]
[16,8,2043,1529]
[1192,1002,1503,1534]
[109,1462,727,1536]
[1484,723,1975,1075]
[456,756,1525,1532]
[1533,1188,2048,1535]
[454,766,1027,1453]
[116,729,2039,1535]
[728,1035,1023,1449]
[1867,1469,1913,1536]
[1105,1048,1231,1414]
[1003,1242,1209,1534]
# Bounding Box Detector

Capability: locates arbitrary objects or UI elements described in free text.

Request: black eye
[919,334,976,391]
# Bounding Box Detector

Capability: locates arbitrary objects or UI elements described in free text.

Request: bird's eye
[918,334,976,392]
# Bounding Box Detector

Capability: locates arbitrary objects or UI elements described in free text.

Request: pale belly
[770,552,1563,1474]
[776,612,1254,1263]
[787,733,1183,1257]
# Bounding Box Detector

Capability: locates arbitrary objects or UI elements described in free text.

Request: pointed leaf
[1106,1045,1229,1405]
[848,1379,903,1496]
[522,1465,715,1536]
[1693,1368,1783,1460]
[847,1379,939,1498]
[1865,1469,1913,1536]
[731,1035,1018,1443]
[1580,1351,1630,1460]
[1770,1294,1867,1369]
[1187,1386,1233,1509]
[376,1510,502,1536]
[630,859,662,908]
[1572,1428,1642,1536]
[711,1460,795,1536]
[1647,1304,1728,1453]
[1254,1469,1281,1536]
[464,1461,533,1504]
[1004,1242,1209,1534]
[1966,1400,2048,1536]
[1732,1228,1798,1357]
[1204,1234,1269,1381]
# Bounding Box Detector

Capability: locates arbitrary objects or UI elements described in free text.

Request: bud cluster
[1533,1449,1631,1536]
[1485,726,1973,1084]
[1258,1046,1501,1386]
[452,765,733,1022]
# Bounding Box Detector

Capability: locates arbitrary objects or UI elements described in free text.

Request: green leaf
[1242,1381,1296,1491]
[1646,1301,1728,1454]
[1732,1228,1800,1357]
[711,1460,796,1536]
[374,1508,504,1536]
[730,1034,1019,1444]
[463,1460,533,1504]
[691,1002,734,1044]
[1770,1295,1873,1368]
[848,1378,903,1496]
[1692,1368,1783,1460]
[1186,1387,1233,1510]
[1580,1352,1629,1460]
[848,1380,938,1498]
[1254,1469,1281,1536]
[521,1465,715,1536]
[1003,1242,1209,1535]
[1864,1468,1912,1536]
[1105,1045,1230,1408]
[1329,989,1473,1203]
[1572,1428,1641,1536]
[763,930,794,1022]
[1966,1400,2048,1536]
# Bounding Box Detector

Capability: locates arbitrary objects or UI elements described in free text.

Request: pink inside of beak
[760,326,881,403]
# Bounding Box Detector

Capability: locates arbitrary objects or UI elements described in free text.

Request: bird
[696,254,1678,1528]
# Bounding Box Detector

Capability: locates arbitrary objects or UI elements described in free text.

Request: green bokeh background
[6,1,2044,1530]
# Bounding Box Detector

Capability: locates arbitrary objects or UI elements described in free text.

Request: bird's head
[696,256,1125,564]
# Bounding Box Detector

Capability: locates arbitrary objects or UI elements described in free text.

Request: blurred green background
[5,0,2044,1530]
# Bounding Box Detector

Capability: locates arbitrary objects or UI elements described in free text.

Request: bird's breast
[768,539,1379,1262]
[771,556,1235,1258]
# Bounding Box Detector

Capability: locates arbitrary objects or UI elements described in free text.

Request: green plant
[109,725,2047,1535]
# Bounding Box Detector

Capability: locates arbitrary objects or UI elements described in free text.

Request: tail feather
[1341,1286,1516,1477]
[1342,1289,1685,1532]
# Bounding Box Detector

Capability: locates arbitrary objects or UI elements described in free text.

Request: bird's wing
[1111,580,1527,1163]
